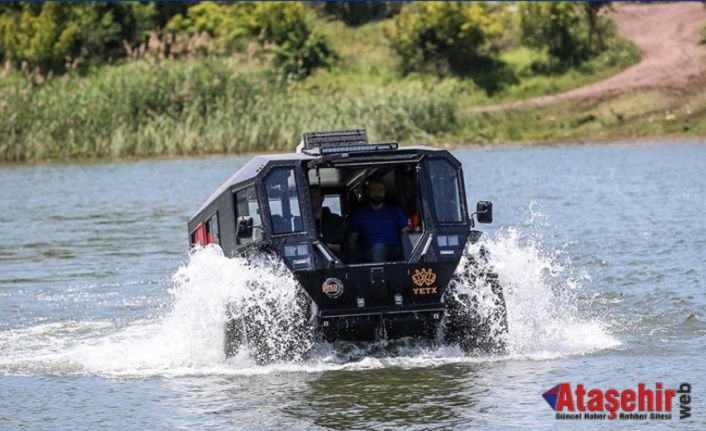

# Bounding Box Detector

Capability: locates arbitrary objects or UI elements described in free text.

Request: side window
[323,195,342,216]
[428,159,463,223]
[264,167,303,234]
[207,213,219,245]
[191,222,207,246]
[234,185,262,244]
[191,213,219,246]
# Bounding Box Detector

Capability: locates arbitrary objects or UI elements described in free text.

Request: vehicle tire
[444,271,508,355]
[224,304,245,358]
[224,290,316,364]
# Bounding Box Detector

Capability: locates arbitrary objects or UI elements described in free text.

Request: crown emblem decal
[412,268,436,287]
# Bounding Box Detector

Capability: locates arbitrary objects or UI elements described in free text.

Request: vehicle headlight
[437,235,460,258]
[283,243,312,269]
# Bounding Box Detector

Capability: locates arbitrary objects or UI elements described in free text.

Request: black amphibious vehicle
[188,129,507,361]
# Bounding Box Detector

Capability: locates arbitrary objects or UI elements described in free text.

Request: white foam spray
[0,207,620,377]
[481,227,619,359]
[66,245,314,376]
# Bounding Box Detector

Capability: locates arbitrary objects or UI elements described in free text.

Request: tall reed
[0,58,459,162]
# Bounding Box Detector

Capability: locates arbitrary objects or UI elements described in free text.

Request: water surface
[1,140,704,430]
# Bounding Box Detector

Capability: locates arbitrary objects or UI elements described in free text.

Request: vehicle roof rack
[299,129,398,156]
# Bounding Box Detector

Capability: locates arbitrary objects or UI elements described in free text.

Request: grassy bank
[453,75,706,145]
[5,16,701,164]
[0,57,460,162]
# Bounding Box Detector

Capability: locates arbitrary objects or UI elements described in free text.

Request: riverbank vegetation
[1,2,696,163]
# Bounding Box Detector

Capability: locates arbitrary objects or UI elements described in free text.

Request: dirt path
[472,2,706,113]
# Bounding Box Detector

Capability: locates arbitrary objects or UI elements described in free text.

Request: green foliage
[383,2,510,93]
[0,59,458,162]
[0,3,159,71]
[246,3,337,77]
[385,2,503,74]
[0,1,661,162]
[321,2,403,27]
[519,2,614,71]
[519,3,586,67]
[164,3,253,51]
[76,3,159,64]
[166,3,336,77]
[0,3,80,71]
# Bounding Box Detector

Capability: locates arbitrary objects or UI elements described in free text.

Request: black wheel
[443,271,508,355]
[223,290,316,364]
[224,304,245,357]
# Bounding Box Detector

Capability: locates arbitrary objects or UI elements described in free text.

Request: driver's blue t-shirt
[350,203,409,252]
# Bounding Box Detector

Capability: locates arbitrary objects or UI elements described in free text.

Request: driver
[349,178,409,263]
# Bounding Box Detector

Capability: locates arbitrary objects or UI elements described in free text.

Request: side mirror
[235,216,254,239]
[475,201,493,224]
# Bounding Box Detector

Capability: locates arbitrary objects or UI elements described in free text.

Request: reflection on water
[298,365,483,430]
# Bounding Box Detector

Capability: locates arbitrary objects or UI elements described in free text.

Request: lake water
[1,140,704,430]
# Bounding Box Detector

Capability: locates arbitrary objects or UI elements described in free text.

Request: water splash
[81,224,618,373]
[69,245,314,375]
[0,211,620,377]
[481,226,620,359]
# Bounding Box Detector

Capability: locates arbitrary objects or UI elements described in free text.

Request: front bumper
[319,303,446,342]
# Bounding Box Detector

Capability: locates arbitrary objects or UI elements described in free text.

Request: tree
[166,3,336,77]
[0,2,161,71]
[385,2,503,75]
[520,2,587,68]
[584,2,612,52]
[384,2,513,93]
[519,2,613,70]
[321,2,403,27]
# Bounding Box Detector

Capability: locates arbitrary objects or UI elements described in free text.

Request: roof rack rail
[299,129,397,156]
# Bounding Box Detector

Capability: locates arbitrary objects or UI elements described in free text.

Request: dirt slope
[473,2,706,112]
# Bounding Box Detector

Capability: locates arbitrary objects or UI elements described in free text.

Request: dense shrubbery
[166,3,337,77]
[163,2,337,77]
[0,3,162,72]
[0,2,336,77]
[384,2,503,75]
[0,59,458,162]
[321,2,403,27]
[519,2,615,71]
[164,3,253,52]
[0,1,618,79]
[248,3,337,77]
[383,2,518,94]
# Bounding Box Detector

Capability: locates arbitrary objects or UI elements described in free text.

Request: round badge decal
[322,277,344,299]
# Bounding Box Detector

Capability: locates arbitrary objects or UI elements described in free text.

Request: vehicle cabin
[188,129,490,270]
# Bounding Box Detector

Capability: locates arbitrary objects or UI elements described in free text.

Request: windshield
[428,159,463,223]
[264,167,303,234]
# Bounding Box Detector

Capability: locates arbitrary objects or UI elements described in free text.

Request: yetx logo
[543,382,692,421]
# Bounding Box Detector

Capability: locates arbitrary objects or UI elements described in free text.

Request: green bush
[166,3,336,77]
[384,2,511,94]
[164,3,253,52]
[0,59,457,162]
[321,2,403,27]
[0,3,159,72]
[384,2,503,75]
[518,2,614,71]
[248,3,337,77]
[0,3,80,71]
